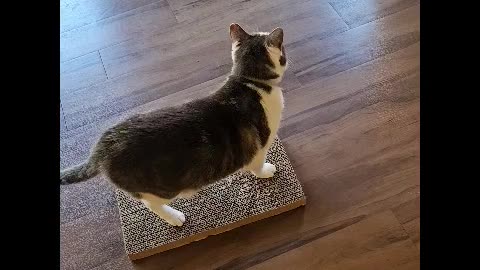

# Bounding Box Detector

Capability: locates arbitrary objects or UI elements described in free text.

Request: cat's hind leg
[244,147,276,178]
[138,192,185,226]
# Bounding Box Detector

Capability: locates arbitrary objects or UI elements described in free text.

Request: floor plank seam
[62,37,135,64]
[346,2,420,31]
[165,0,180,23]
[60,101,69,132]
[98,51,110,80]
[390,209,420,253]
[327,2,351,29]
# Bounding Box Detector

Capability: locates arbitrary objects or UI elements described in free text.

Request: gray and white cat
[60,24,288,226]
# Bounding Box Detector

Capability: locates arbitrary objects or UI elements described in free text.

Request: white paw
[162,205,185,226]
[254,163,276,178]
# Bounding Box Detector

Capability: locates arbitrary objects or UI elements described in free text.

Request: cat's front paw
[163,206,186,226]
[253,163,276,178]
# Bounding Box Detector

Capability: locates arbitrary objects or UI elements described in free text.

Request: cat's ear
[229,23,249,43]
[267,27,284,48]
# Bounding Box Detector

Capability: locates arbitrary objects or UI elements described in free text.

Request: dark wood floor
[60,0,420,269]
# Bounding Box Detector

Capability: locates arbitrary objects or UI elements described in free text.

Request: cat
[60,23,288,227]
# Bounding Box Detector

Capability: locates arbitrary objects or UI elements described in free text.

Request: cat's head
[229,23,287,84]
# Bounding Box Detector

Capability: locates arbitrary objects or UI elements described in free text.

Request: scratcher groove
[115,137,306,260]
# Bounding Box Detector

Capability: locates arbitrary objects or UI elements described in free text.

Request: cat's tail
[60,156,100,185]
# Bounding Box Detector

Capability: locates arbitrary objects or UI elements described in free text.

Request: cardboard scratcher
[115,137,306,260]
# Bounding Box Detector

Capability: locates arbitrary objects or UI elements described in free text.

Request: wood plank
[60,207,126,270]
[60,51,107,94]
[329,0,419,28]
[288,4,419,85]
[60,0,177,62]
[60,0,159,33]
[281,97,419,229]
[247,211,419,270]
[392,197,420,250]
[282,42,419,139]
[100,0,347,79]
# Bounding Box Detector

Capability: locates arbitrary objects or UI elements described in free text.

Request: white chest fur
[242,84,284,175]
[258,86,284,146]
